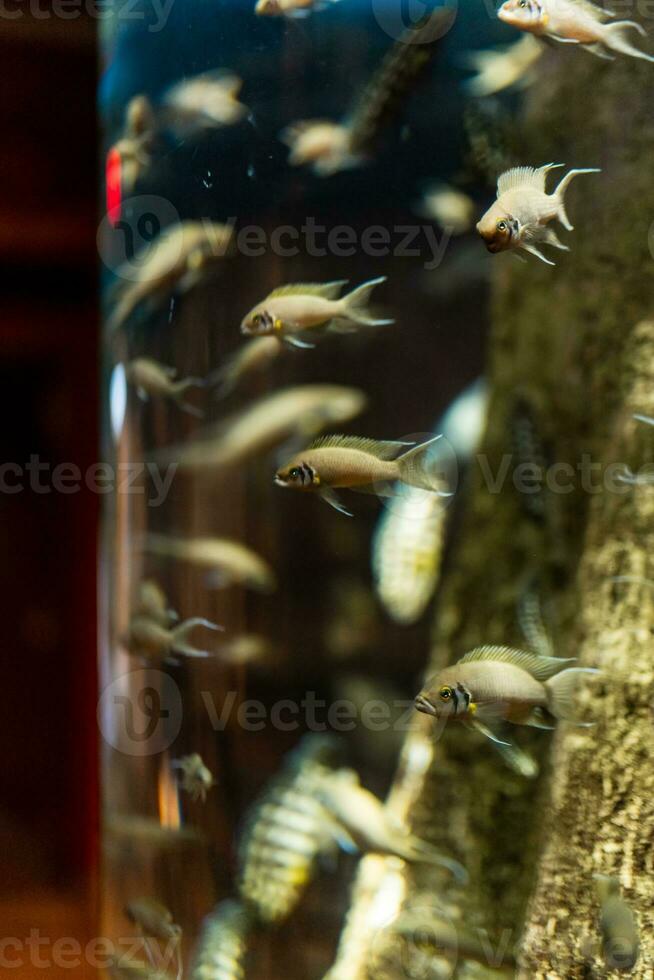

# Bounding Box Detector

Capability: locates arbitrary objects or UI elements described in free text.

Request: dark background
[0,14,98,977]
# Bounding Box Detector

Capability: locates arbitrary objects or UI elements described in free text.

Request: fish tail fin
[602,20,654,60]
[554,168,601,230]
[171,378,205,417]
[397,435,450,493]
[404,837,469,882]
[545,667,600,722]
[340,277,394,327]
[171,617,223,657]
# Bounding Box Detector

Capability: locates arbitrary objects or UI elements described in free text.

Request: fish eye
[252,314,262,325]
[439,686,454,701]
[289,467,300,479]
[518,1,528,6]
[497,220,507,231]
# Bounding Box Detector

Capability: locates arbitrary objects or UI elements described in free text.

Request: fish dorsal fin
[567,0,614,20]
[268,280,348,301]
[308,435,413,460]
[458,645,576,681]
[497,164,559,196]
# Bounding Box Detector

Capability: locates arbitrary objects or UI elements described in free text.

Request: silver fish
[498,0,654,62]
[190,900,253,980]
[157,385,367,471]
[275,434,451,517]
[476,163,600,265]
[173,753,216,802]
[237,735,342,924]
[240,278,393,348]
[594,874,639,971]
[210,336,283,398]
[462,36,543,97]
[216,634,272,667]
[144,533,277,592]
[256,0,340,15]
[126,358,206,417]
[418,185,475,236]
[311,768,467,880]
[415,645,598,746]
[126,614,223,661]
[108,221,234,332]
[108,95,156,198]
[163,71,248,136]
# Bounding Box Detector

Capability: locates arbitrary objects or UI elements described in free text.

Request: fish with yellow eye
[476,163,600,265]
[498,0,654,62]
[415,645,599,747]
[240,279,393,349]
[274,434,452,516]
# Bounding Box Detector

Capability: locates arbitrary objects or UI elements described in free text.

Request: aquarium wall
[99,0,654,977]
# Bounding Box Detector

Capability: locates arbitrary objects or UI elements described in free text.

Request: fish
[126,614,223,662]
[462,36,543,97]
[125,898,182,945]
[237,735,343,924]
[162,71,248,135]
[498,0,654,62]
[216,634,272,667]
[106,95,156,223]
[173,753,216,802]
[210,336,283,398]
[280,121,355,177]
[108,221,234,332]
[594,874,639,971]
[240,279,393,349]
[275,434,451,517]
[517,575,555,658]
[125,358,206,417]
[415,645,599,746]
[418,185,475,236]
[372,488,448,624]
[156,385,367,471]
[311,768,467,880]
[255,0,339,15]
[281,8,456,175]
[190,900,253,980]
[136,580,179,628]
[476,163,600,264]
[145,533,277,592]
